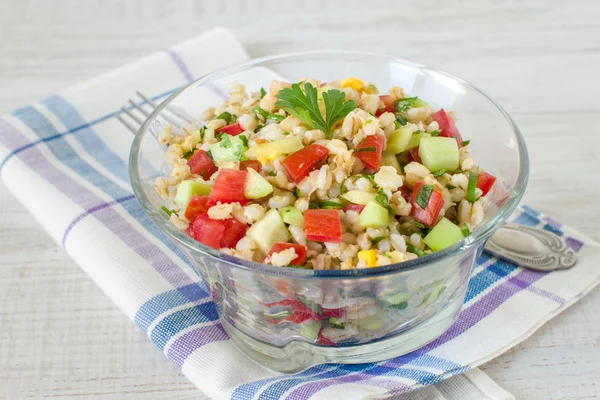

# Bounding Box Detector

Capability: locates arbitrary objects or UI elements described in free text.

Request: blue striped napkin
[1,28,598,400]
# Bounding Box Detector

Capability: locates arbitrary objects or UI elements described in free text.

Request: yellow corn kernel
[340,77,365,92]
[357,250,377,267]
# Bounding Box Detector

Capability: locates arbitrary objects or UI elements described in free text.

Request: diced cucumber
[383,292,410,305]
[174,180,212,210]
[244,168,273,199]
[413,98,429,108]
[247,209,291,254]
[357,314,384,331]
[209,134,248,165]
[418,137,459,172]
[405,131,431,150]
[421,284,447,307]
[423,217,464,251]
[380,152,402,174]
[298,295,322,314]
[298,320,321,341]
[359,201,389,228]
[386,126,413,154]
[244,136,303,164]
[341,190,377,205]
[278,206,304,226]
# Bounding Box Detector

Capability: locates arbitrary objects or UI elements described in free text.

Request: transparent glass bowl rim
[129,50,530,279]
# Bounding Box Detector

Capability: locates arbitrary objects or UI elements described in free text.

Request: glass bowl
[129,51,529,373]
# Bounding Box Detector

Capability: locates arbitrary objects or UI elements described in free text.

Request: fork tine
[121,106,145,125]
[136,91,194,125]
[131,98,183,128]
[116,112,139,134]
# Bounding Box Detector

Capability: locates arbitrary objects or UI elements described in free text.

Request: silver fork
[117,92,577,272]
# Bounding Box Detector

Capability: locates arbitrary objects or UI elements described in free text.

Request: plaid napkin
[1,28,598,400]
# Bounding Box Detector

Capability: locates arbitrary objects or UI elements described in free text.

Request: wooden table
[1,1,599,398]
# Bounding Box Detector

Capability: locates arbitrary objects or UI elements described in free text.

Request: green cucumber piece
[423,217,464,251]
[418,137,459,172]
[278,206,304,226]
[298,295,322,315]
[405,131,432,150]
[174,180,212,210]
[388,301,408,310]
[244,168,273,199]
[357,314,384,331]
[341,190,377,205]
[359,201,389,228]
[247,209,291,254]
[298,320,321,341]
[386,126,413,154]
[380,152,402,174]
[384,292,410,305]
[209,134,248,165]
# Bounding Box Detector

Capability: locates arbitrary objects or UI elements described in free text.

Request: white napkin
[1,27,598,400]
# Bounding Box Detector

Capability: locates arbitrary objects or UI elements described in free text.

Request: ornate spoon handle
[483,222,577,272]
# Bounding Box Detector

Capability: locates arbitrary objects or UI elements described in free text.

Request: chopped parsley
[375,189,396,216]
[429,130,440,137]
[395,114,408,126]
[415,184,434,209]
[466,172,479,203]
[388,301,408,310]
[309,200,343,209]
[371,236,388,245]
[215,111,234,124]
[239,135,249,148]
[293,188,301,198]
[260,87,267,99]
[252,106,285,123]
[462,140,471,146]
[339,180,348,195]
[199,126,206,139]
[355,146,377,153]
[394,97,418,112]
[414,221,428,230]
[461,225,471,237]
[160,206,175,216]
[218,134,232,148]
[446,184,456,190]
[267,171,276,176]
[275,82,356,138]
[183,150,195,160]
[360,173,376,186]
[433,169,447,177]
[206,149,213,160]
[406,243,425,257]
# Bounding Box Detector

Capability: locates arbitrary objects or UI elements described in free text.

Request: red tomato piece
[208,168,248,206]
[304,209,342,243]
[187,150,217,179]
[379,95,396,112]
[317,331,336,346]
[239,159,261,172]
[343,204,365,213]
[410,181,444,227]
[355,134,385,171]
[220,218,248,248]
[184,195,210,222]
[398,185,412,202]
[267,243,308,266]
[408,147,422,164]
[476,172,496,196]
[321,308,344,318]
[215,122,244,136]
[190,214,225,249]
[282,144,329,183]
[430,109,463,147]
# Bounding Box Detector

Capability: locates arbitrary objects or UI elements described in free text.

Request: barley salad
[154,78,497,270]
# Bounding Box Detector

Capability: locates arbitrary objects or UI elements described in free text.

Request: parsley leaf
[252,106,285,123]
[267,171,276,176]
[309,200,343,209]
[466,172,479,203]
[199,126,206,139]
[395,114,408,126]
[293,188,301,198]
[215,112,233,124]
[360,174,376,186]
[371,236,388,245]
[206,150,213,160]
[339,180,347,195]
[161,206,175,216]
[356,146,378,153]
[218,134,232,148]
[239,135,249,148]
[433,169,447,177]
[429,130,440,137]
[446,184,456,190]
[461,225,471,237]
[462,139,471,146]
[375,189,396,216]
[183,150,195,160]
[416,184,434,209]
[394,97,418,112]
[406,243,425,257]
[414,221,428,230]
[260,87,267,99]
[275,82,356,138]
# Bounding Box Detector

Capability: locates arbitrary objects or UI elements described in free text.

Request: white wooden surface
[1,0,599,399]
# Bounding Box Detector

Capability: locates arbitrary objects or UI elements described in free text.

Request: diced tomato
[376,94,396,115]
[304,209,342,243]
[398,185,412,201]
[190,214,225,249]
[430,109,463,147]
[208,168,248,206]
[408,147,422,164]
[184,195,210,222]
[317,331,336,346]
[355,134,385,171]
[220,218,248,248]
[215,122,244,136]
[321,308,344,318]
[240,159,261,172]
[187,150,217,179]
[268,243,308,266]
[476,172,496,196]
[410,181,444,227]
[343,204,365,213]
[282,144,329,183]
